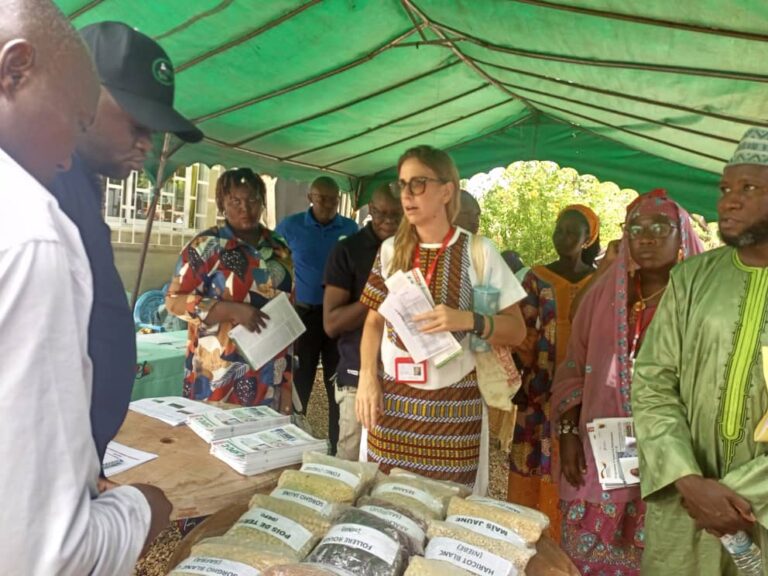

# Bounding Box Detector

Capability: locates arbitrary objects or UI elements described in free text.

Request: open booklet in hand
[229,292,306,371]
[586,417,640,491]
[187,405,290,443]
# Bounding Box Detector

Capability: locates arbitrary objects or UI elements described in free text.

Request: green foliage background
[468,161,637,267]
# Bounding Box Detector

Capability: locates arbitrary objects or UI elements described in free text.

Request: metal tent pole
[131,133,172,312]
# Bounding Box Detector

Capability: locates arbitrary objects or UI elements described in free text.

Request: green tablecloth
[133,330,188,400]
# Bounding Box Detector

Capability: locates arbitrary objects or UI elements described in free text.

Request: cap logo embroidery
[152,58,174,86]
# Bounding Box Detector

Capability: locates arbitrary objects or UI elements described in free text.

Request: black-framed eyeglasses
[369,206,403,224]
[390,176,447,197]
[624,221,678,239]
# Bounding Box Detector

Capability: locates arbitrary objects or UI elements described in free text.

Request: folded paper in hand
[229,292,306,371]
[378,268,462,367]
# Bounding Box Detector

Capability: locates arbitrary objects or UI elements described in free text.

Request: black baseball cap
[79,21,204,143]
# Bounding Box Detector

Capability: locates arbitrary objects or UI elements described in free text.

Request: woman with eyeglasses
[550,189,704,574]
[507,204,601,542]
[356,145,527,491]
[165,168,293,410]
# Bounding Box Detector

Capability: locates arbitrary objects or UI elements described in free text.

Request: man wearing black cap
[52,21,203,466]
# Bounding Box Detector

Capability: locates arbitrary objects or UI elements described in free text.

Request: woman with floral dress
[166,167,293,411]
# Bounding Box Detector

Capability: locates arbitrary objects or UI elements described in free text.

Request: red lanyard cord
[412,227,454,288]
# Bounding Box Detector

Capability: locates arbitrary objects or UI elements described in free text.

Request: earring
[677,247,684,262]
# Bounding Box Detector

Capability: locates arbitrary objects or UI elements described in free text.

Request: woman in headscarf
[165,167,293,411]
[551,189,704,574]
[507,204,601,540]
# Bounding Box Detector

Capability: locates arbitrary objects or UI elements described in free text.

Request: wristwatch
[559,420,579,437]
[472,312,486,336]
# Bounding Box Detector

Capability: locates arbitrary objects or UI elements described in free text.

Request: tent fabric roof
[57,0,768,219]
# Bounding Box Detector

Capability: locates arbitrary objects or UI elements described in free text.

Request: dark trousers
[294,305,340,454]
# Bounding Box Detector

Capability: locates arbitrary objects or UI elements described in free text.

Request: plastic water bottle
[720,531,763,575]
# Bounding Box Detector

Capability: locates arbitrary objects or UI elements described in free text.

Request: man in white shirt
[0,2,171,574]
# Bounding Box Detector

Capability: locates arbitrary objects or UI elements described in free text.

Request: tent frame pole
[131,133,174,312]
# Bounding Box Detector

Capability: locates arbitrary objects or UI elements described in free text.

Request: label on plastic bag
[271,487,333,517]
[320,523,399,565]
[466,496,549,526]
[235,507,313,552]
[425,537,515,576]
[361,504,425,544]
[372,482,443,515]
[446,514,528,548]
[301,462,360,489]
[173,556,260,576]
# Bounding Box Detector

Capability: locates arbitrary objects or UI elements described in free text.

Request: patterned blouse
[166,224,293,411]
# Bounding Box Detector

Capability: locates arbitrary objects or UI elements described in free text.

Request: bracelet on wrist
[558,420,579,437]
[482,314,495,340]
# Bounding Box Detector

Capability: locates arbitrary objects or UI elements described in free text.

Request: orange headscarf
[560,204,600,247]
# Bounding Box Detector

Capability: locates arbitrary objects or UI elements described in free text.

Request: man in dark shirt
[52,22,203,463]
[276,177,358,454]
[323,185,402,459]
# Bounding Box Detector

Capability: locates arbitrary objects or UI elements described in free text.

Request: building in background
[104,165,355,293]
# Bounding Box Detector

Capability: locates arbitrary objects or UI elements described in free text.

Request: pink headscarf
[550,189,704,503]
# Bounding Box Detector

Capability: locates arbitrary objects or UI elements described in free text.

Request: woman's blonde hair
[389,145,461,274]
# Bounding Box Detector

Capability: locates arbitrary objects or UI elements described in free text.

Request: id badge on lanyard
[395,357,428,384]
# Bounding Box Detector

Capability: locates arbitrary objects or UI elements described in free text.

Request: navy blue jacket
[52,156,136,463]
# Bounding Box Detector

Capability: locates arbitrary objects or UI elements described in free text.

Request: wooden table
[112,411,291,520]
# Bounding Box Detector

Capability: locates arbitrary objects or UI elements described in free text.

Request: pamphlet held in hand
[229,292,306,371]
[586,417,639,490]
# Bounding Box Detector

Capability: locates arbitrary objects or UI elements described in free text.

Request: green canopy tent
[55,0,768,300]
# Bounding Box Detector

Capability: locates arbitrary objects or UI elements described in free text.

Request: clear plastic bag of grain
[426,521,536,574]
[262,563,358,576]
[356,496,428,554]
[171,535,294,574]
[277,454,378,506]
[369,469,469,521]
[169,555,263,576]
[389,469,472,498]
[226,495,331,560]
[404,556,474,576]
[461,495,549,546]
[269,485,347,521]
[306,508,411,576]
[301,453,378,500]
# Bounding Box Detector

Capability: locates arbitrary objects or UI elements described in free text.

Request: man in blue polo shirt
[276,177,357,454]
[52,22,203,465]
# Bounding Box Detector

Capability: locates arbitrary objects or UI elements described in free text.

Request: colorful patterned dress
[166,224,293,412]
[508,266,592,541]
[551,190,705,575]
[360,229,525,488]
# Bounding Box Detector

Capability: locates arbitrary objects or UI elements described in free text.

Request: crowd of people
[1,2,767,575]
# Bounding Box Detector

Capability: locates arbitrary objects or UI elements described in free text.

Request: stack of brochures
[210,424,327,475]
[129,396,222,426]
[586,417,640,491]
[187,405,290,443]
